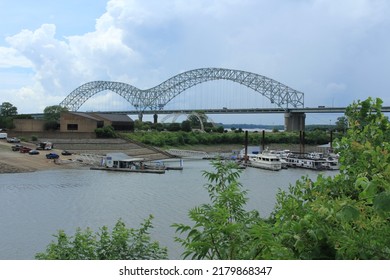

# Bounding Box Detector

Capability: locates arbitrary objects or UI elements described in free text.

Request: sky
[0,0,389,125]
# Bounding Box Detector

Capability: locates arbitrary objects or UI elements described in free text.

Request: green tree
[0,102,18,129]
[173,160,291,259]
[188,111,208,129]
[272,97,390,259]
[181,120,192,132]
[335,116,348,133]
[43,105,68,121]
[35,216,167,260]
[167,122,181,132]
[0,102,18,117]
[215,125,225,133]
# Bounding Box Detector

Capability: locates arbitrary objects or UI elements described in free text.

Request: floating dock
[90,167,165,174]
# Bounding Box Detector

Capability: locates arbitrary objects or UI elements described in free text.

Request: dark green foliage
[43,105,68,121]
[167,122,181,132]
[121,130,333,147]
[95,125,116,138]
[35,216,168,260]
[181,120,192,132]
[0,102,18,117]
[272,97,390,259]
[335,116,348,133]
[14,114,33,119]
[215,126,225,133]
[173,160,292,260]
[0,102,18,129]
[44,120,59,131]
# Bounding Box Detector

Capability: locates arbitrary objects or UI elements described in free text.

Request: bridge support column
[153,113,158,124]
[284,112,306,132]
[138,112,143,122]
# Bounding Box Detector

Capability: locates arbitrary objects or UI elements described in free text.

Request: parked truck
[0,132,7,139]
[36,141,53,150]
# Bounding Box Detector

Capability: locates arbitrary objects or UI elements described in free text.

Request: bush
[95,125,116,138]
[36,216,168,260]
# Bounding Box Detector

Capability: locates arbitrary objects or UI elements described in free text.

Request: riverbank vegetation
[36,97,390,259]
[118,110,344,148]
[120,129,339,148]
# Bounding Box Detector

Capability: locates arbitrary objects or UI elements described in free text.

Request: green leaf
[359,180,377,201]
[337,205,360,222]
[373,192,390,215]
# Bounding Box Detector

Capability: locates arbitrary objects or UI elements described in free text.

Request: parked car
[7,137,20,143]
[61,150,72,155]
[46,153,59,159]
[28,150,40,155]
[11,144,23,151]
[19,147,32,153]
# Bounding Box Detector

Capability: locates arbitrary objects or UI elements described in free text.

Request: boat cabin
[104,153,145,169]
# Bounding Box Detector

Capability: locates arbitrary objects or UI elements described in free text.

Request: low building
[93,113,134,131]
[12,119,46,132]
[60,112,134,133]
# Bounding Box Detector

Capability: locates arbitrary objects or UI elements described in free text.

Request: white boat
[323,156,340,170]
[249,153,282,171]
[266,149,291,169]
[286,157,326,170]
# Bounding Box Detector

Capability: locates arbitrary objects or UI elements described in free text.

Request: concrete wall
[60,112,100,133]
[13,119,46,132]
[7,131,96,139]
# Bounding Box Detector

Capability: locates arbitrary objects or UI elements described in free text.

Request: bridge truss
[59,68,304,112]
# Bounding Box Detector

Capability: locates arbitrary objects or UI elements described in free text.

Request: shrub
[95,125,116,138]
[36,216,167,260]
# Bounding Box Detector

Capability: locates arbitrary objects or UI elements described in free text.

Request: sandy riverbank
[0,140,77,174]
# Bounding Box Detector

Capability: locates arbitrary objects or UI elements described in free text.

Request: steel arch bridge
[59,67,304,112]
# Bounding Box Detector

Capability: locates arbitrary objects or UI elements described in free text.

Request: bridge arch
[60,68,304,111]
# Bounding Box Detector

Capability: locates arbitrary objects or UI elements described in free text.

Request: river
[0,160,335,260]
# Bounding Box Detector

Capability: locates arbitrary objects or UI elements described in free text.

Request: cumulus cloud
[0,47,32,68]
[1,0,389,118]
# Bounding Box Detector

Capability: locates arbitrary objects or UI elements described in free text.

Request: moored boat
[248,153,282,171]
[286,156,326,170]
[323,156,340,170]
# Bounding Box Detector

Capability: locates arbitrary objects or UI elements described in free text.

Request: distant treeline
[221,123,284,130]
[221,123,336,131]
[121,130,340,148]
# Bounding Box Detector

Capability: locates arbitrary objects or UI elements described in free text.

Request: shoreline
[1,140,324,174]
[0,140,76,174]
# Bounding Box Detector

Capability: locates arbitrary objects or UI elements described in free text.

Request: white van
[0,132,8,139]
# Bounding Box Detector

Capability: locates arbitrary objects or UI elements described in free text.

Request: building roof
[93,113,133,122]
[106,153,144,162]
[65,112,102,121]
[63,112,133,122]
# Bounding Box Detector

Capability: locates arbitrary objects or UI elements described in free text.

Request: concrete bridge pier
[284,112,306,131]
[138,112,143,122]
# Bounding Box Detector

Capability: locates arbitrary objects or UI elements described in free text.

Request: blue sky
[0,0,389,125]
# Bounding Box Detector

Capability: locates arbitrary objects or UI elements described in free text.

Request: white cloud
[0,0,389,123]
[0,47,32,68]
